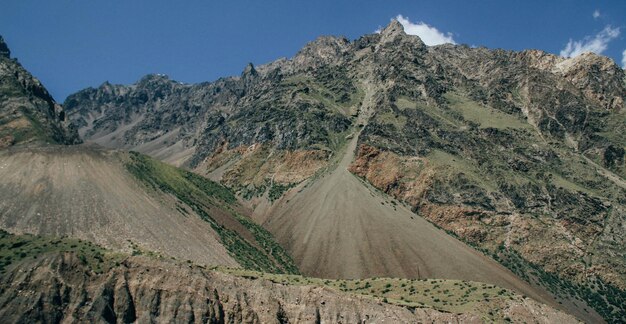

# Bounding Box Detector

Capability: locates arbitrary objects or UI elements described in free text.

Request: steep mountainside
[0,232,578,323]
[0,145,297,274]
[0,28,604,323]
[0,36,79,147]
[66,20,626,322]
[0,36,295,275]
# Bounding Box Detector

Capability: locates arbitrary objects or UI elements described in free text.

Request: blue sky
[1,0,625,101]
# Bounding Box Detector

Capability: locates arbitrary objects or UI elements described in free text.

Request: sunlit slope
[0,145,297,274]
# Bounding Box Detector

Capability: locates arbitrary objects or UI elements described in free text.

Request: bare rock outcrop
[0,35,80,147]
[0,253,579,323]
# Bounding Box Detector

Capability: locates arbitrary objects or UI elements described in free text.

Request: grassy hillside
[222,267,533,322]
[124,151,298,274]
[495,246,626,323]
[0,230,124,274]
[356,90,626,323]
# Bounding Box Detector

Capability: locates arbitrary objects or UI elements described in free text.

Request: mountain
[65,20,626,322]
[0,32,584,323]
[0,36,79,148]
[0,36,297,275]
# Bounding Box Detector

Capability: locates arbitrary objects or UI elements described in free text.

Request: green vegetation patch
[124,151,298,274]
[375,110,408,130]
[444,92,530,130]
[220,267,524,322]
[495,246,626,323]
[0,230,123,274]
[268,182,297,202]
[427,149,499,192]
[182,171,236,204]
[230,213,299,274]
[396,96,461,128]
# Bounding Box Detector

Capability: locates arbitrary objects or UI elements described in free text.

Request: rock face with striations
[0,252,579,324]
[65,20,626,322]
[0,36,80,148]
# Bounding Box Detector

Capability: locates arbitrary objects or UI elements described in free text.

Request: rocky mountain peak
[378,19,425,48]
[380,18,405,37]
[139,73,170,82]
[241,62,258,78]
[96,80,121,96]
[555,51,617,72]
[554,52,626,110]
[0,36,10,58]
[136,74,174,90]
[516,49,563,71]
[292,35,351,70]
[0,36,80,146]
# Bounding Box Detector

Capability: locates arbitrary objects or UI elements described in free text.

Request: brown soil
[204,144,329,187]
[0,144,237,267]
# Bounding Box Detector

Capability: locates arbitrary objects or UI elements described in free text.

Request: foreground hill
[66,20,626,322]
[0,232,578,323]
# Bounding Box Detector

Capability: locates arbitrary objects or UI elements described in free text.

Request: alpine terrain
[0,17,624,323]
[65,20,626,322]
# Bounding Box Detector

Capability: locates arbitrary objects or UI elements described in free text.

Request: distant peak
[242,62,258,78]
[98,80,115,90]
[380,18,405,37]
[0,35,11,58]
[139,73,170,83]
[378,18,425,48]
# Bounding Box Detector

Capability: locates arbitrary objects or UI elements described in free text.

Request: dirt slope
[0,145,237,267]
[265,129,599,322]
[268,124,530,281]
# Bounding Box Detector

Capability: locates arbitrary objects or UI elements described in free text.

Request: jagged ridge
[0,35,79,147]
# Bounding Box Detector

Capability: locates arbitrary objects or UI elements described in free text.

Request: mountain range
[1,20,625,322]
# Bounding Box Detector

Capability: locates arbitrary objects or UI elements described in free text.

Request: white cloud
[395,15,456,46]
[560,26,620,58]
[593,10,601,19]
[622,49,626,68]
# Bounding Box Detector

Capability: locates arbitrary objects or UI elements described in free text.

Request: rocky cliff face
[0,251,579,324]
[65,20,626,322]
[0,36,80,147]
[64,62,354,169]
